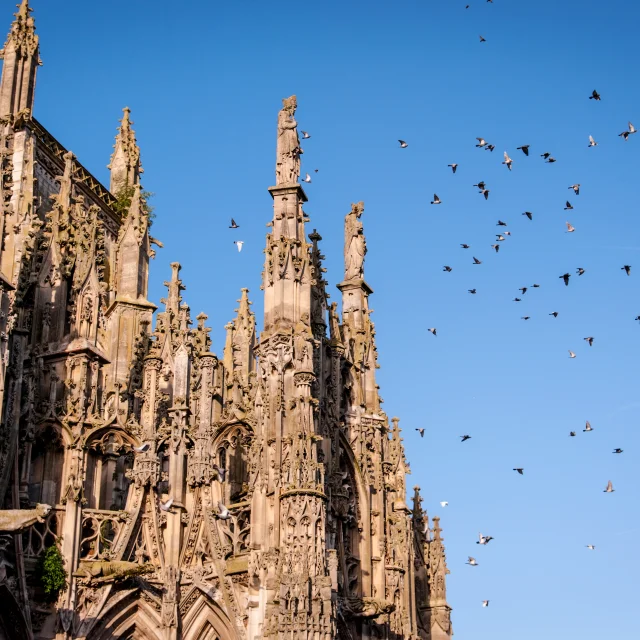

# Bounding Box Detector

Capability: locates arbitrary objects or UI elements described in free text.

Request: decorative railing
[80,509,129,561]
[23,507,65,558]
[217,501,251,557]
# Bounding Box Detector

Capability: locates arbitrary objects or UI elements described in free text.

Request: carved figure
[73,560,154,584]
[0,504,51,533]
[276,95,300,184]
[344,201,366,280]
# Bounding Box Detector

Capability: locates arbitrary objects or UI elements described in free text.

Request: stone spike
[162,262,185,316]
[108,106,143,194]
[432,515,443,540]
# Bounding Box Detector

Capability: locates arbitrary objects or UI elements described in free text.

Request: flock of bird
[402,84,636,608]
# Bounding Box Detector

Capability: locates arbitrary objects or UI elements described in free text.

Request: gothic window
[84,432,133,511]
[28,426,65,506]
[215,425,252,505]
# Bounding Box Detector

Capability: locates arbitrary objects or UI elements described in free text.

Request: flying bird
[523,211,532,220]
[476,138,487,148]
[569,184,580,195]
[443,266,453,272]
[468,289,477,294]
[550,311,558,317]
[160,498,174,512]
[517,145,530,156]
[564,201,573,210]
[521,316,530,320]
[234,240,244,252]
[588,135,598,147]
[569,431,576,437]
[428,327,437,336]
[399,139,408,148]
[461,244,470,249]
[212,464,227,481]
[431,194,442,205]
[513,468,524,475]
[133,443,151,453]
[477,533,494,545]
[566,222,576,233]
[541,152,551,159]
[619,122,637,140]
[301,130,311,139]
[473,257,482,264]
[481,189,490,200]
[466,557,479,566]
[584,420,593,432]
[613,448,623,454]
[576,268,585,276]
[622,265,631,276]
[496,235,505,241]
[460,435,472,442]
[589,89,601,101]
[546,156,557,163]
[504,231,511,236]
[569,351,576,358]
[560,273,571,286]
[485,144,495,152]
[491,244,500,253]
[586,545,596,551]
[513,298,521,302]
[448,163,458,173]
[497,220,507,226]
[519,287,527,294]
[503,151,513,170]
[216,502,231,520]
[603,480,615,493]
[440,501,449,507]
[584,336,594,347]
[229,218,239,229]
[532,284,540,288]
[482,600,490,608]
[416,428,425,437]
[474,181,486,190]
[301,173,312,183]
[479,35,486,42]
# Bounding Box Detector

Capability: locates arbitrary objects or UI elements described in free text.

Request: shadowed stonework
[0,3,452,639]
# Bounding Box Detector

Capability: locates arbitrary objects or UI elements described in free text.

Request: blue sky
[19,0,640,637]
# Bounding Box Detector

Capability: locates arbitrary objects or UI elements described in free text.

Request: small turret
[108,106,143,194]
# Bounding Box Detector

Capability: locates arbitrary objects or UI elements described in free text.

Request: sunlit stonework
[0,3,452,639]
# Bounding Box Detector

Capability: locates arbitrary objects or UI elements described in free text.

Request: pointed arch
[181,590,238,640]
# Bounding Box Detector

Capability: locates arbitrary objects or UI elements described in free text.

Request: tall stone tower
[0,4,453,640]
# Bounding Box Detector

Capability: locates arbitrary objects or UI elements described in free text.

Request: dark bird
[569,184,580,195]
[546,157,557,163]
[479,35,486,42]
[482,189,490,200]
[513,468,524,475]
[428,328,437,337]
[468,289,477,294]
[523,211,532,220]
[519,287,527,294]
[564,201,573,210]
[491,244,500,253]
[560,273,571,286]
[513,298,521,302]
[550,312,559,317]
[532,284,540,288]
[622,265,631,276]
[517,145,530,156]
[229,218,239,229]
[473,257,482,264]
[431,194,442,205]
[448,163,458,173]
[589,89,601,101]
[497,220,507,226]
[474,181,486,190]
[577,268,585,276]
[635,316,640,322]
[416,428,425,437]
[613,448,623,454]
[485,144,495,152]
[460,435,472,442]
[569,431,576,437]
[541,152,551,159]
[443,265,453,272]
[399,139,408,148]
[584,336,594,347]
[521,316,530,320]
[461,244,470,249]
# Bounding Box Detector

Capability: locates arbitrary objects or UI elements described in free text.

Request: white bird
[619,122,637,140]
[212,464,227,481]
[440,501,449,507]
[133,443,151,453]
[584,420,593,432]
[428,327,437,336]
[301,131,311,139]
[569,350,576,358]
[502,151,513,171]
[301,173,312,183]
[569,184,580,195]
[399,139,408,148]
[482,600,490,608]
[588,135,598,147]
[431,194,442,205]
[466,557,478,566]
[496,235,505,241]
[216,501,231,519]
[234,240,244,252]
[476,137,487,148]
[603,480,615,493]
[477,533,493,545]
[586,545,596,550]
[160,498,174,512]
[566,222,576,233]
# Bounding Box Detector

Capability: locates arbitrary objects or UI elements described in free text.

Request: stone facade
[0,3,453,639]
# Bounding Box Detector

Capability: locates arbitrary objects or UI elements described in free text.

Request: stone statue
[344,202,366,281]
[276,95,301,184]
[0,504,51,533]
[73,560,154,584]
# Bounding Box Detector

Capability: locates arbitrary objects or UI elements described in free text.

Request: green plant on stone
[112,184,156,224]
[36,543,67,601]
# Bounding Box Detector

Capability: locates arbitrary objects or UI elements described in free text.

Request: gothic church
[0,2,452,639]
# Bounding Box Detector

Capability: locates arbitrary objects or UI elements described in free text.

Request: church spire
[108,106,143,194]
[0,0,40,119]
[427,516,453,639]
[262,95,310,333]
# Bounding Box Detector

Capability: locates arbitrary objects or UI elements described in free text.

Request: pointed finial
[108,106,143,193]
[162,262,185,316]
[2,0,37,56]
[432,516,443,540]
